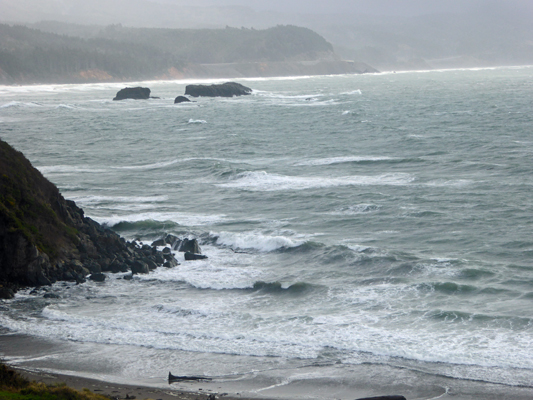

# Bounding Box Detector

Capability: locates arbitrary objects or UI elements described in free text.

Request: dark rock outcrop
[185,82,252,97]
[151,238,166,247]
[89,272,106,282]
[173,238,201,254]
[0,139,169,295]
[0,287,15,299]
[174,96,191,104]
[184,252,208,261]
[356,396,407,400]
[113,87,151,101]
[155,234,202,255]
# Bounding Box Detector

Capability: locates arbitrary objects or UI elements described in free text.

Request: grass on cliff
[0,362,110,400]
[0,139,80,261]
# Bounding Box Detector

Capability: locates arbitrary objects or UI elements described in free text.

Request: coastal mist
[1,67,533,399]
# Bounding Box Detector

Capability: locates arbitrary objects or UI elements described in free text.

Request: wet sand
[14,367,245,400]
[4,333,533,400]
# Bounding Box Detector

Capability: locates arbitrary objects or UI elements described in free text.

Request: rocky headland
[0,139,203,299]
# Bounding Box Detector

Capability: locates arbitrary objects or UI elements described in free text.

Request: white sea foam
[340,89,362,95]
[424,179,473,187]
[67,194,169,205]
[212,231,304,252]
[294,156,393,166]
[255,92,324,100]
[37,165,107,174]
[217,171,414,191]
[329,204,381,215]
[6,280,533,380]
[0,101,42,109]
[138,246,264,290]
[188,119,207,124]
[112,159,180,170]
[55,104,78,109]
[94,211,227,227]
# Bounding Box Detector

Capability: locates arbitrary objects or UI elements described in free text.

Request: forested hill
[0,23,356,84]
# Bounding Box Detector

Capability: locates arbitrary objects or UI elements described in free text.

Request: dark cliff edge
[0,139,173,299]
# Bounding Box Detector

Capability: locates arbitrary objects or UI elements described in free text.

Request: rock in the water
[184,252,208,261]
[356,396,407,400]
[89,272,106,282]
[164,234,179,246]
[0,287,15,299]
[173,238,201,254]
[131,260,150,274]
[155,252,165,264]
[163,258,179,268]
[174,96,191,104]
[151,238,166,247]
[185,82,252,97]
[113,87,151,101]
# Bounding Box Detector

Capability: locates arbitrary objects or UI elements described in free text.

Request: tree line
[0,23,334,83]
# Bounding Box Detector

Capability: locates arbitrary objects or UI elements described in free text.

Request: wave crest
[217,171,414,191]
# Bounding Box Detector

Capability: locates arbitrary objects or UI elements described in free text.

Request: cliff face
[0,139,169,298]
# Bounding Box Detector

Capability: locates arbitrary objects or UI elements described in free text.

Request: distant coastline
[0,60,378,86]
[0,23,377,85]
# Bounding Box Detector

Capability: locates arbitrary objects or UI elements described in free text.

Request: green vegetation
[0,140,76,261]
[0,363,109,400]
[0,23,334,83]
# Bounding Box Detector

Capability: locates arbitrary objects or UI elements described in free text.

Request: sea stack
[184,82,252,97]
[113,87,151,100]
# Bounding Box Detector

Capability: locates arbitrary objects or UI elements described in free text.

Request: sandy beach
[14,367,246,400]
[4,331,533,400]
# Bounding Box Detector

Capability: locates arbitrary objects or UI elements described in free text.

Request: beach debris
[168,372,212,383]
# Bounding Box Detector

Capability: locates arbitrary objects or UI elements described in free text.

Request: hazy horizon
[153,0,533,17]
[1,0,532,71]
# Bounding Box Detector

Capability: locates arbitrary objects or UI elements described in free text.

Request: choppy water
[1,67,533,399]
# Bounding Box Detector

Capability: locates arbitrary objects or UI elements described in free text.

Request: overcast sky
[162,0,533,17]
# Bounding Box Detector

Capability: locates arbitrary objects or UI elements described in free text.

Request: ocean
[1,67,533,400]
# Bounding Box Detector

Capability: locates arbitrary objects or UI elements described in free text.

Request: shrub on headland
[0,362,109,400]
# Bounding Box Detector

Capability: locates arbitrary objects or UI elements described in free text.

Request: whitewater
[1,67,533,399]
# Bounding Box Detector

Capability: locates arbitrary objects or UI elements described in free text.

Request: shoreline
[1,64,532,91]
[13,366,246,400]
[10,361,533,400]
[3,331,533,400]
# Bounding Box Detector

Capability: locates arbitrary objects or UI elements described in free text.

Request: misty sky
[162,0,533,17]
